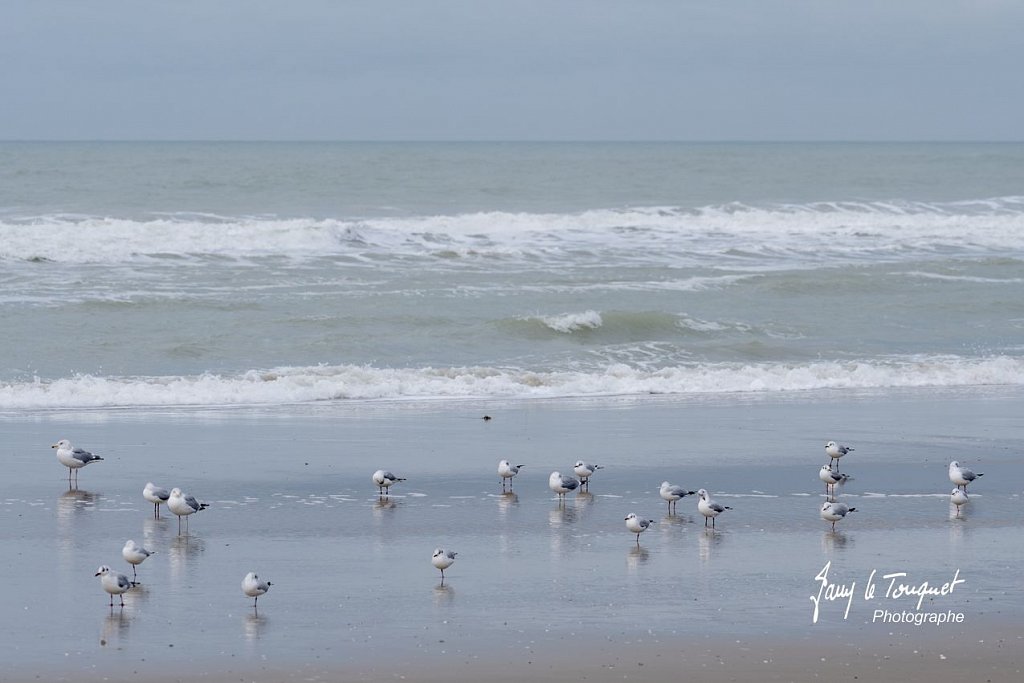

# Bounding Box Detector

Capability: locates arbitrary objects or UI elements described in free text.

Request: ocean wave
[3,197,1024,264]
[2,356,1022,410]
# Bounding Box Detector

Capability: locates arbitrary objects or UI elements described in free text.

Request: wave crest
[2,356,1022,410]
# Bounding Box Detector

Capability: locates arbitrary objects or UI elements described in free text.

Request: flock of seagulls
[56,434,987,609]
[53,438,267,611]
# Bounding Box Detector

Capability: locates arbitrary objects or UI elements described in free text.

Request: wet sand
[1,387,1022,682]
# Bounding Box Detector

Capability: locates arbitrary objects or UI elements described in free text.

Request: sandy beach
[1,387,1021,682]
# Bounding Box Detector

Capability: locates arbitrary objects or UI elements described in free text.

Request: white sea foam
[2,355,1022,410]
[3,198,1024,265]
[532,311,604,333]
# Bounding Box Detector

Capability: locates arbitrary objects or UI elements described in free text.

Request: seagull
[51,439,103,486]
[824,441,854,468]
[624,512,655,545]
[548,471,579,501]
[95,565,132,607]
[241,572,272,608]
[950,488,969,517]
[659,481,697,514]
[819,465,853,496]
[573,461,603,490]
[431,548,457,584]
[372,469,406,496]
[696,489,731,528]
[820,501,856,530]
[167,487,208,534]
[498,460,523,491]
[948,461,983,490]
[143,482,171,519]
[121,540,152,583]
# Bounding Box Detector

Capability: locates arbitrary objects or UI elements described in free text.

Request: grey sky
[2,0,1021,140]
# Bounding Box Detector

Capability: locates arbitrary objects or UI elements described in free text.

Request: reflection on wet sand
[698,528,724,561]
[243,613,268,642]
[627,545,650,572]
[821,529,851,552]
[168,533,206,581]
[433,583,455,606]
[100,608,131,646]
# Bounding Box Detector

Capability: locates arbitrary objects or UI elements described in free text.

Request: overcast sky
[2,0,1022,141]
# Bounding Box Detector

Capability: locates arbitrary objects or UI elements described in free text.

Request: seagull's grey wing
[561,476,579,490]
[72,448,100,463]
[709,502,726,513]
[117,575,132,590]
[184,495,202,512]
[667,485,688,497]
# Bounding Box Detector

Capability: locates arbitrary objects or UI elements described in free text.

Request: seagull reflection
[573,491,594,509]
[496,491,518,513]
[433,584,455,605]
[698,528,723,561]
[57,488,99,522]
[626,545,650,572]
[821,529,851,552]
[243,613,268,642]
[100,609,131,646]
[168,533,205,581]
[548,504,579,528]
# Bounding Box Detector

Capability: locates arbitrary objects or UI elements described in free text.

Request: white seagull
[948,461,983,490]
[819,465,853,496]
[820,501,856,530]
[143,482,171,519]
[52,439,103,486]
[372,469,406,496]
[241,571,272,608]
[95,565,132,607]
[168,487,208,534]
[121,539,152,583]
[548,471,579,501]
[573,461,603,490]
[431,548,457,583]
[659,481,696,514]
[498,460,523,491]
[696,489,731,528]
[624,512,655,544]
[950,488,969,517]
[824,441,854,468]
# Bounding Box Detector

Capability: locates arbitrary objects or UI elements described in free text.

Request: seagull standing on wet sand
[548,471,579,502]
[819,466,852,497]
[52,439,103,486]
[372,469,406,496]
[824,441,854,469]
[820,501,856,530]
[573,461,603,490]
[143,482,170,518]
[431,548,457,584]
[95,565,132,607]
[697,489,731,528]
[950,488,969,517]
[624,513,655,545]
[659,481,696,514]
[948,461,983,490]
[242,572,272,608]
[168,487,208,534]
[121,540,152,583]
[498,460,523,491]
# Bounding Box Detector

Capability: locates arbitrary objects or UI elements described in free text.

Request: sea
[2,141,1023,411]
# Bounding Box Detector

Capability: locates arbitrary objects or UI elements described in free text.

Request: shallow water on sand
[1,388,1021,679]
